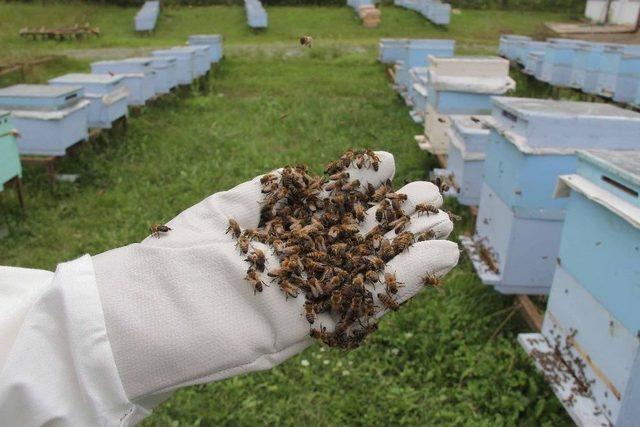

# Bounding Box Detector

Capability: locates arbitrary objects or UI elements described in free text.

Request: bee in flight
[300,35,313,48]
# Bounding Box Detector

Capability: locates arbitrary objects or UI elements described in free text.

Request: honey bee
[377,292,399,311]
[366,256,385,271]
[280,280,300,299]
[375,200,389,222]
[342,180,361,192]
[246,248,266,272]
[304,301,316,324]
[392,231,413,254]
[354,203,366,222]
[310,326,330,343]
[416,230,436,241]
[352,274,365,290]
[236,235,251,254]
[307,277,325,297]
[260,173,278,185]
[299,35,313,48]
[330,171,349,181]
[421,273,442,288]
[355,155,366,169]
[365,270,379,283]
[150,224,171,238]
[245,268,265,293]
[331,290,343,312]
[415,202,439,216]
[226,218,241,239]
[386,192,408,202]
[379,238,395,261]
[372,185,389,202]
[389,216,410,234]
[366,150,380,171]
[384,272,404,294]
[445,210,462,222]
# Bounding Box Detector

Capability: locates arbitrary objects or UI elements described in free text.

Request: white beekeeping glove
[0,151,459,426]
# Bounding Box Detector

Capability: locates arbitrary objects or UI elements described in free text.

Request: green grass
[0,3,576,425]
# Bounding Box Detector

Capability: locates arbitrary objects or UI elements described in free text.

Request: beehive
[420,56,514,155]
[520,149,640,426]
[514,40,548,65]
[635,80,640,107]
[435,115,491,206]
[540,38,588,87]
[188,34,223,63]
[245,0,268,29]
[408,67,428,122]
[135,1,160,32]
[427,1,451,25]
[498,35,531,60]
[148,57,177,94]
[570,42,608,92]
[378,39,408,64]
[595,44,640,98]
[612,53,640,104]
[460,97,640,295]
[171,46,210,78]
[393,39,455,95]
[0,111,21,190]
[153,49,195,85]
[48,73,129,129]
[90,58,155,106]
[0,84,89,156]
[523,50,545,78]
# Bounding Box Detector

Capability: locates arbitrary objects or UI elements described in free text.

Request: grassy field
[0,3,576,425]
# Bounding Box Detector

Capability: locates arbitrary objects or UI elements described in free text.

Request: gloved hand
[92,151,460,405]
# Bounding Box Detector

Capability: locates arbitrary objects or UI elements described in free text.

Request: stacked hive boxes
[520,149,640,426]
[153,48,197,85]
[0,111,21,190]
[48,74,129,129]
[90,58,155,106]
[0,85,89,156]
[188,35,224,63]
[460,97,640,295]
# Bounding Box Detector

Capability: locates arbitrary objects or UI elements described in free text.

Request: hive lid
[0,110,9,118]
[428,56,510,78]
[451,114,490,135]
[188,34,222,41]
[49,73,125,84]
[579,150,640,190]
[0,84,84,111]
[493,97,640,120]
[546,38,590,47]
[0,84,82,98]
[500,34,531,40]
[407,39,455,49]
[171,46,206,54]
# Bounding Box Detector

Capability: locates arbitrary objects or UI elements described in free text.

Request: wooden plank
[516,294,543,331]
[545,22,636,35]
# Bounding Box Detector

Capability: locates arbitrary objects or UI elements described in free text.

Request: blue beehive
[378,38,408,64]
[408,67,428,122]
[393,39,455,96]
[460,97,640,295]
[636,80,640,107]
[612,53,640,104]
[595,44,640,98]
[570,42,609,92]
[435,115,490,206]
[520,149,640,427]
[149,56,177,94]
[523,50,545,78]
[514,40,547,65]
[90,58,155,106]
[48,73,129,129]
[427,1,451,25]
[0,111,21,190]
[188,34,223,63]
[171,46,210,78]
[499,35,531,60]
[245,0,268,29]
[421,56,514,155]
[135,1,160,32]
[0,84,89,156]
[540,38,587,87]
[153,49,195,85]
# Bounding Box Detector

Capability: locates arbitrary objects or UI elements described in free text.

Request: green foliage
[0,4,578,425]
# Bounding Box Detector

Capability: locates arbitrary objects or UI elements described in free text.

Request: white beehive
[170,46,210,78]
[0,84,89,156]
[90,58,155,106]
[153,49,195,85]
[188,34,223,63]
[420,56,514,155]
[150,57,178,94]
[48,73,129,129]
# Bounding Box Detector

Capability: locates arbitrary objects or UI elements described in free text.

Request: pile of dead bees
[227,149,443,349]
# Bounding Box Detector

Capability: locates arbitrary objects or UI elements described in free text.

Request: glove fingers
[343,150,396,190]
[373,240,460,317]
[359,181,444,235]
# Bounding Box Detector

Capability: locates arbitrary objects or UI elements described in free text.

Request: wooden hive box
[135,1,160,32]
[612,53,640,104]
[520,149,640,426]
[514,40,547,66]
[427,2,451,25]
[539,38,589,88]
[188,35,223,63]
[0,84,89,156]
[523,50,545,78]
[570,42,610,92]
[0,111,22,189]
[498,35,531,61]
[595,44,640,98]
[378,38,409,64]
[421,56,514,155]
[149,56,178,95]
[170,46,210,78]
[393,39,455,96]
[153,49,196,86]
[90,58,155,106]
[48,73,128,129]
[460,97,640,295]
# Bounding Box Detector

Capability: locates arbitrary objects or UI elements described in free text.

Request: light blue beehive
[153,49,195,85]
[523,50,545,78]
[427,2,450,25]
[409,67,428,122]
[149,56,178,94]
[595,44,640,98]
[394,39,455,95]
[188,35,223,63]
[438,115,491,206]
[520,149,640,427]
[170,46,210,78]
[90,58,155,106]
[378,38,408,64]
[0,84,89,156]
[540,38,588,87]
[0,111,21,190]
[421,56,514,155]
[636,80,640,107]
[612,53,640,104]
[514,40,547,65]
[570,42,608,92]
[461,97,640,295]
[135,1,160,32]
[499,35,531,60]
[245,0,268,29]
[48,73,129,129]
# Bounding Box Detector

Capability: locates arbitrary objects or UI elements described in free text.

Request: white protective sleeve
[0,257,152,426]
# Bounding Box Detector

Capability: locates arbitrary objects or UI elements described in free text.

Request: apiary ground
[0,3,576,425]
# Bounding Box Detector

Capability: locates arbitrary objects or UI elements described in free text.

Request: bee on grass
[300,35,313,48]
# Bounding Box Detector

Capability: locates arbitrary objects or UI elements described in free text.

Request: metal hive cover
[492,97,640,120]
[0,84,82,98]
[580,150,640,188]
[50,73,124,84]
